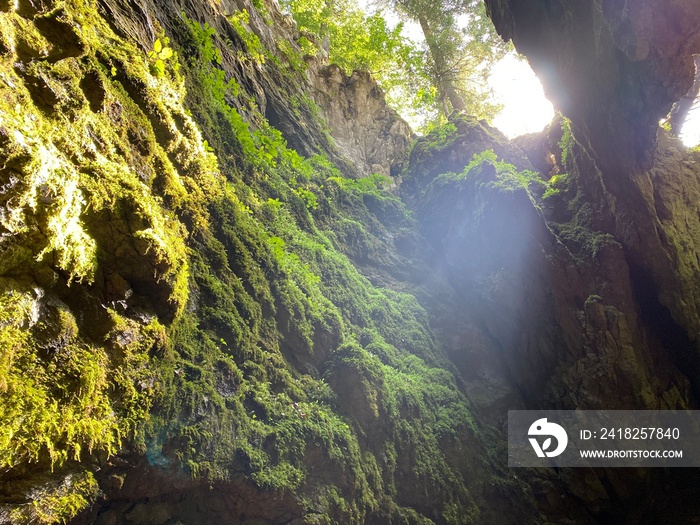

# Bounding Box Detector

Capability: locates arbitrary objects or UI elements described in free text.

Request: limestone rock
[310,64,414,178]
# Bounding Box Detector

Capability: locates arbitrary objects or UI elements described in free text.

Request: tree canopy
[281,0,509,131]
[386,0,507,118]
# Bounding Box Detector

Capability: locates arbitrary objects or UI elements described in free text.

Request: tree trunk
[418,15,467,116]
[670,55,700,136]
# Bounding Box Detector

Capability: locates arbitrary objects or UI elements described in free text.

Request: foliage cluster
[385,0,507,120]
[148,37,178,77]
[228,9,267,65]
[281,0,507,130]
[280,0,416,79]
[431,150,541,194]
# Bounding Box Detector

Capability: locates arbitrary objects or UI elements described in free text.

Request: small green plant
[297,36,317,56]
[294,187,318,209]
[542,173,568,199]
[266,197,283,211]
[277,39,306,72]
[148,37,179,77]
[228,10,267,65]
[559,116,574,168]
[415,120,458,153]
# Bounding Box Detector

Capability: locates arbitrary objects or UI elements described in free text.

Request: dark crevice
[628,260,700,405]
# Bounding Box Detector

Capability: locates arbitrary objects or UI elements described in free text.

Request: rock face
[481,0,700,406]
[310,64,414,178]
[408,116,700,521]
[462,0,700,520]
[485,0,700,174]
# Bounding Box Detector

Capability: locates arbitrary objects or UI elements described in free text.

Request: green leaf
[159,47,174,60]
[153,38,162,53]
[152,59,165,77]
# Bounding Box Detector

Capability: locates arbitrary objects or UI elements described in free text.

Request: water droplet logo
[528,418,568,457]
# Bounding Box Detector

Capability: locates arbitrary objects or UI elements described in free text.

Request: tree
[281,0,507,131]
[281,0,416,78]
[385,0,508,120]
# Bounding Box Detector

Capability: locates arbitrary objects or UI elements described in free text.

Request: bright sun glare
[488,53,554,138]
[361,2,700,146]
[490,54,700,147]
[681,108,700,147]
[362,1,556,137]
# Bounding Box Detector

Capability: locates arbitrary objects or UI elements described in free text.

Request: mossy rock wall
[0,0,540,524]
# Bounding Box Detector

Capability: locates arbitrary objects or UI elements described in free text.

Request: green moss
[0,97,98,283]
[412,121,459,157]
[584,294,604,308]
[0,292,158,470]
[429,150,542,195]
[146,16,485,518]
[538,133,623,260]
[0,1,513,521]
[0,0,226,516]
[9,471,98,525]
